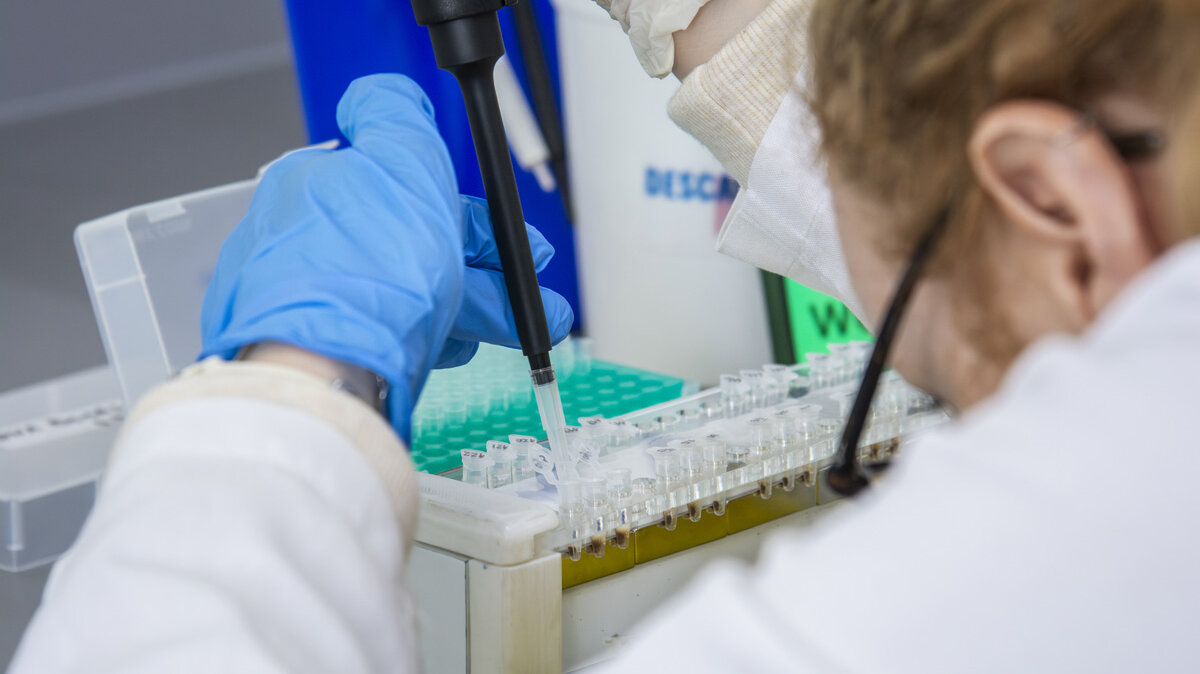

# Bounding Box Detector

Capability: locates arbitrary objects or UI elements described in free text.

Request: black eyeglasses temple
[1108,130,1165,161]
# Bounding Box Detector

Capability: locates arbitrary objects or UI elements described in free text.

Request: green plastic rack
[410,339,688,474]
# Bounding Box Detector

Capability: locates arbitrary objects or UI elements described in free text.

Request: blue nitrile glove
[200,74,573,442]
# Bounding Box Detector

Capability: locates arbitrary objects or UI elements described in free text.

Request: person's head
[807,0,1200,411]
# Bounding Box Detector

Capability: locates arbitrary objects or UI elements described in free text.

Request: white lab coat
[13,237,1200,672]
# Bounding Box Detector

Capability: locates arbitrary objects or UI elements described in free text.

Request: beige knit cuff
[667,0,813,185]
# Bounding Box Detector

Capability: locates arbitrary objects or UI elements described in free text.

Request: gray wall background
[0,0,308,391]
[0,0,293,122]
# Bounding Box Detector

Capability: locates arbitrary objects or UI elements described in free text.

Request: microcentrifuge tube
[631,477,656,521]
[725,440,752,491]
[649,446,683,530]
[830,390,856,422]
[702,434,728,515]
[790,374,812,398]
[655,415,680,434]
[579,416,614,453]
[698,401,724,422]
[720,374,749,417]
[608,419,635,446]
[815,418,843,463]
[762,364,793,405]
[880,374,909,422]
[848,341,873,381]
[606,468,633,548]
[865,404,887,456]
[671,439,705,521]
[806,353,832,390]
[555,335,578,375]
[509,435,539,484]
[828,343,854,385]
[677,408,701,430]
[747,417,778,499]
[604,470,633,542]
[486,440,515,489]
[426,407,447,436]
[466,395,490,420]
[460,449,491,487]
[580,476,610,558]
[776,404,821,488]
[740,370,767,409]
[559,479,584,561]
[446,397,468,427]
[561,425,584,474]
[574,337,594,377]
[635,421,658,437]
[559,479,583,517]
[866,383,904,461]
[510,434,539,448]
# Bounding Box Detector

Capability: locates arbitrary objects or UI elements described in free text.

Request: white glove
[595,0,712,78]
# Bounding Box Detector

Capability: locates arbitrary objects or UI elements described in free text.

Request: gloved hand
[200,74,574,442]
[594,0,711,77]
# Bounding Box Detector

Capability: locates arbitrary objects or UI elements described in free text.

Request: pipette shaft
[413,6,567,457]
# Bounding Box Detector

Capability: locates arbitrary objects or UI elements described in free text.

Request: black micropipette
[411,0,569,458]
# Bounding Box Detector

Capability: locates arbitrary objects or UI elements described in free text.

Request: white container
[0,366,122,571]
[75,179,258,406]
[552,0,772,386]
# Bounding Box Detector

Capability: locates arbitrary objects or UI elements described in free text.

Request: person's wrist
[672,0,774,79]
[238,342,389,420]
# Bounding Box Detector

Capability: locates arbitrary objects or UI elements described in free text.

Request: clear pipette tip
[530,365,569,478]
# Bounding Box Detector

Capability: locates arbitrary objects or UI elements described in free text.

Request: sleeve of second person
[9,359,421,674]
[667,0,865,321]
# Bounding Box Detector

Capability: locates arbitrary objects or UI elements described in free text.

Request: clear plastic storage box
[0,366,122,571]
[75,178,257,406]
[0,175,259,572]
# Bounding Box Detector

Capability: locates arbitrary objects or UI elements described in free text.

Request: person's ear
[968,100,1156,323]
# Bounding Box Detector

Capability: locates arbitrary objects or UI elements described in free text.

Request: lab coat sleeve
[9,358,420,674]
[667,0,864,319]
[667,0,813,186]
